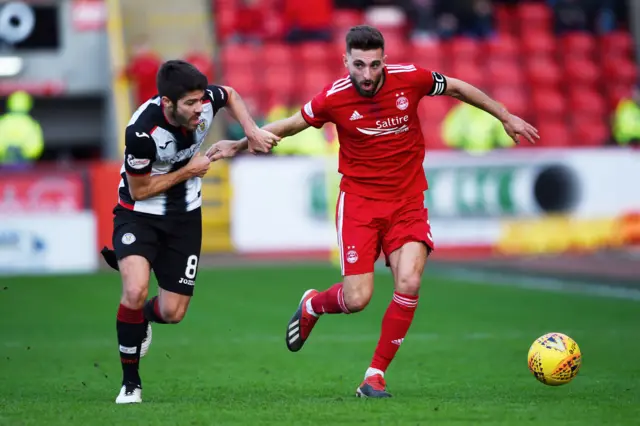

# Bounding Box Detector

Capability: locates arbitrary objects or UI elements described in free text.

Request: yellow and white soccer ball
[527,332,582,386]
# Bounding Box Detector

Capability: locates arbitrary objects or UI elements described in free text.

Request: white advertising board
[0,212,98,275]
[230,148,640,253]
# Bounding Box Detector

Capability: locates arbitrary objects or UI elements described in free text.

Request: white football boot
[115,383,142,404]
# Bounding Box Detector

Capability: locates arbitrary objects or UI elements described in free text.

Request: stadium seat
[449,37,481,61]
[486,58,524,86]
[536,121,572,148]
[261,43,292,66]
[526,56,562,88]
[298,42,333,67]
[492,85,528,117]
[494,4,515,34]
[568,87,607,117]
[410,41,444,70]
[520,31,556,57]
[603,57,638,85]
[607,83,632,110]
[221,44,258,68]
[600,31,634,59]
[264,65,295,97]
[333,9,365,35]
[560,32,596,59]
[450,60,485,87]
[421,119,447,150]
[225,72,258,97]
[563,57,601,87]
[485,35,520,59]
[571,117,609,147]
[532,88,566,118]
[516,2,553,32]
[301,67,334,95]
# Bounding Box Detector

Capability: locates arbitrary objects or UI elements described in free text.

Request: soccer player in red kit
[207,25,539,398]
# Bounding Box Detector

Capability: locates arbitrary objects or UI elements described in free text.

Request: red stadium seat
[485,35,520,59]
[494,4,515,34]
[560,32,596,59]
[333,9,365,34]
[264,65,295,96]
[568,88,607,117]
[563,57,601,87]
[520,31,556,57]
[410,41,444,70]
[261,43,292,66]
[603,57,638,85]
[301,67,334,95]
[607,84,633,109]
[537,121,571,148]
[221,44,259,68]
[449,37,481,61]
[516,2,553,31]
[450,60,485,88]
[492,85,528,117]
[298,42,333,67]
[532,88,566,118]
[486,58,524,86]
[526,56,562,88]
[571,117,609,147]
[224,71,258,95]
[421,119,448,150]
[600,31,634,59]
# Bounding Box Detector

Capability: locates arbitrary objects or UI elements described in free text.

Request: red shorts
[335,191,434,276]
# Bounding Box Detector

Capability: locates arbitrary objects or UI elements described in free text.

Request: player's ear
[343,53,348,68]
[382,54,387,65]
[161,96,174,110]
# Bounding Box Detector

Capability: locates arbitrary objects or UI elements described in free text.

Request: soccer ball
[527,332,582,386]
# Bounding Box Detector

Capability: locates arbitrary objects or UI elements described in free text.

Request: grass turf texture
[1,265,638,425]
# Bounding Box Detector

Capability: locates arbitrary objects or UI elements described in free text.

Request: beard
[350,73,382,97]
[172,107,199,130]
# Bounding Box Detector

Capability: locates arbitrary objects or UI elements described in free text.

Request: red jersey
[301,64,446,200]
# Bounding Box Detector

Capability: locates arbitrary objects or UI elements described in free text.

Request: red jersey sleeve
[301,89,332,128]
[414,66,447,98]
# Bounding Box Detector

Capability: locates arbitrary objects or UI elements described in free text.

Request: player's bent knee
[161,306,187,324]
[343,278,374,312]
[396,273,422,296]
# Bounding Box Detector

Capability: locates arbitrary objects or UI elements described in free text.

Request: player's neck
[373,71,386,96]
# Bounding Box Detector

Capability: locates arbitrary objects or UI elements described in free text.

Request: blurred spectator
[442,98,512,153]
[437,0,494,39]
[407,0,440,42]
[612,84,640,148]
[125,37,162,104]
[284,0,333,43]
[0,91,44,165]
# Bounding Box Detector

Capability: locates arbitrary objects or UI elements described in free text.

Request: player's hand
[206,140,240,161]
[186,152,211,178]
[502,114,540,145]
[246,128,280,154]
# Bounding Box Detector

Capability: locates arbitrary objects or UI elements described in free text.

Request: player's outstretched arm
[206,112,311,161]
[443,77,540,145]
[220,85,280,153]
[128,153,211,201]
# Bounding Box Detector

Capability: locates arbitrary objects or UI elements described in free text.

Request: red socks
[370,292,419,373]
[310,283,349,314]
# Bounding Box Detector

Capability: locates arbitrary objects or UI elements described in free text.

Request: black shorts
[112,206,202,296]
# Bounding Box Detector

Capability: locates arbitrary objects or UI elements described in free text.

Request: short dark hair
[345,25,385,53]
[156,60,208,103]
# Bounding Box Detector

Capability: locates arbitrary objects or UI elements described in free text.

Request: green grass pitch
[1,264,639,425]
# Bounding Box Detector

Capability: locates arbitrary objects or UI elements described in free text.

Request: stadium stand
[209,0,637,150]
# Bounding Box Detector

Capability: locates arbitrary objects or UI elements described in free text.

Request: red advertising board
[0,170,86,213]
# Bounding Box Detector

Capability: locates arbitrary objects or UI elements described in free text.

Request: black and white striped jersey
[117,85,228,215]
